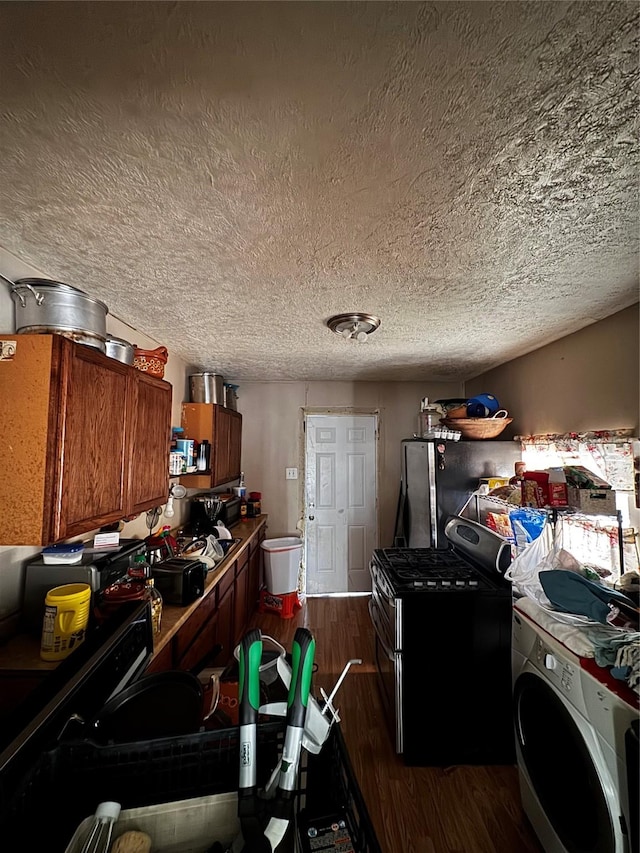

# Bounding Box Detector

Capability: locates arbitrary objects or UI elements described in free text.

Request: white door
[304,414,377,594]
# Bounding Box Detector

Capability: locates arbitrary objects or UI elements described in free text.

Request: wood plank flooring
[247,594,544,853]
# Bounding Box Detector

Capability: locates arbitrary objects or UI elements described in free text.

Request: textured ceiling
[0,1,638,381]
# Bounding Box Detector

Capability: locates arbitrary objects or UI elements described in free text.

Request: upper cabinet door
[128,372,172,514]
[212,406,232,486]
[217,408,242,486]
[180,403,242,490]
[52,341,133,542]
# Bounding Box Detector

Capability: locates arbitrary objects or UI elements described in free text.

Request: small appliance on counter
[151,558,207,606]
[188,492,241,536]
[22,539,148,633]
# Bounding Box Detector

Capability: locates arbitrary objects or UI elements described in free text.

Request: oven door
[368,562,403,754]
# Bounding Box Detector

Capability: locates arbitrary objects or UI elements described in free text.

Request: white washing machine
[512,601,639,853]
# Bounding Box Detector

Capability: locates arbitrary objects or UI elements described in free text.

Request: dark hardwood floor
[247,594,545,853]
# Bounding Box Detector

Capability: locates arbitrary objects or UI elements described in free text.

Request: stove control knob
[469,580,478,586]
[441,580,451,587]
[455,580,465,587]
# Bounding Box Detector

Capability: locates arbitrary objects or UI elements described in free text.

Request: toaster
[151,558,206,606]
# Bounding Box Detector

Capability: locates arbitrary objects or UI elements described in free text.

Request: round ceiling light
[326,313,381,342]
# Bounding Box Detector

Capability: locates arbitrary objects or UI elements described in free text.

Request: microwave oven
[22,539,148,633]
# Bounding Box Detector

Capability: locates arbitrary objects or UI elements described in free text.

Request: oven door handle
[368,598,395,661]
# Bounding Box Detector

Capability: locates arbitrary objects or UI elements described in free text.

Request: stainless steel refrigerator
[394,438,522,548]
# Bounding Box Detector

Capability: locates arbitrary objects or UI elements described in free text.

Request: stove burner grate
[373,547,494,590]
[380,548,471,570]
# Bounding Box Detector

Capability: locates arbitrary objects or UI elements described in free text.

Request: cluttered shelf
[460,464,639,582]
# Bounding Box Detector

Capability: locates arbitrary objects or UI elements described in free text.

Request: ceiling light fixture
[326,312,381,343]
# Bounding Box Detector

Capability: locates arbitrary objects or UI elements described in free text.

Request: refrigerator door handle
[393,481,407,546]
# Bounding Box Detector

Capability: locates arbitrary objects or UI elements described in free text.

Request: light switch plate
[285,467,298,480]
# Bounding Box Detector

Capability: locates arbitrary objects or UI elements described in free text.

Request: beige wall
[466,305,639,437]
[236,380,463,547]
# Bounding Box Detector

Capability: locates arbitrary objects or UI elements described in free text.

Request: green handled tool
[263,627,315,852]
[236,628,269,853]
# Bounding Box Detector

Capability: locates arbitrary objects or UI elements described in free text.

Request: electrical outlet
[285,467,298,480]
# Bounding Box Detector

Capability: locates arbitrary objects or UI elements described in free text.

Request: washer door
[514,672,617,853]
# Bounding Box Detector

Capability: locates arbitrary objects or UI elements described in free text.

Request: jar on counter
[247,492,262,517]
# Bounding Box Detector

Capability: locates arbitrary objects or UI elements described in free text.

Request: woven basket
[441,410,512,440]
[133,346,168,378]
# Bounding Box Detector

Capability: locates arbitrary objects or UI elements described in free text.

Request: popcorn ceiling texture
[0,1,637,381]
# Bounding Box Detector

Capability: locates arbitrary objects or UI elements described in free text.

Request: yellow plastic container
[40,583,91,662]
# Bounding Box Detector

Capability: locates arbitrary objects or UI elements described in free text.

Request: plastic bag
[504,515,581,606]
[509,508,547,552]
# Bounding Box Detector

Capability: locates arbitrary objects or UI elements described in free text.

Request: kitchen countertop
[0,515,268,674]
[150,515,267,662]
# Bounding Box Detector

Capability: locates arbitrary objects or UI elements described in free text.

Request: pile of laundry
[539,569,640,694]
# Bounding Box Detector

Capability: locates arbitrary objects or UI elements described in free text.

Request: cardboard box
[547,468,568,507]
[521,472,549,508]
[567,487,617,516]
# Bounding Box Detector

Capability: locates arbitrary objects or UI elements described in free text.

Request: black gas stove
[372,546,495,593]
[369,518,515,766]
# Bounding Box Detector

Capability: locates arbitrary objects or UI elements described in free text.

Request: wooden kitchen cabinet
[0,334,172,545]
[180,403,242,489]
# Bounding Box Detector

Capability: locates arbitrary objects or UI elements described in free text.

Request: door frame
[299,407,381,595]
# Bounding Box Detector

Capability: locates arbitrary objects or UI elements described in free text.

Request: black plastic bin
[1,721,380,852]
[297,723,382,853]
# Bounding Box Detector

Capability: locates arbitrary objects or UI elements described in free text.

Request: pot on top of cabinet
[105,334,135,365]
[6,275,109,353]
[189,372,224,404]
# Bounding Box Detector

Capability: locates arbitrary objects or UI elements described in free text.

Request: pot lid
[101,580,146,603]
[106,334,134,347]
[14,278,109,312]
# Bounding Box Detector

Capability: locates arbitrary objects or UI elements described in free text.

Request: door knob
[309,515,315,521]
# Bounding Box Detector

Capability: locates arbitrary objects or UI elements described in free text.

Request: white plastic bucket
[260,537,303,594]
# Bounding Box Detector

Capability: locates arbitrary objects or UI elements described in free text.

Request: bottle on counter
[129,553,152,581]
[145,577,163,635]
[240,493,249,521]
